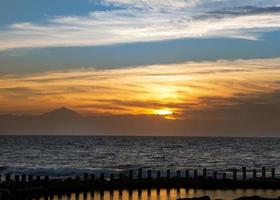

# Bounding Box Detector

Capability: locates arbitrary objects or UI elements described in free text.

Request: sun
[155,109,173,116]
[154,109,176,120]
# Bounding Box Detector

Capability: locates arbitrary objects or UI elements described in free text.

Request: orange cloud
[0,58,279,119]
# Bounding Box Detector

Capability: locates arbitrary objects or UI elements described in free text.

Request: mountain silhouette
[0,107,86,134]
[40,107,81,119]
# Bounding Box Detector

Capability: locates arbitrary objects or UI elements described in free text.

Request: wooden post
[253,169,257,179]
[129,170,133,179]
[222,173,226,179]
[166,169,170,179]
[112,190,115,197]
[233,169,237,181]
[118,189,123,199]
[83,192,87,199]
[138,169,142,179]
[67,193,71,200]
[194,170,197,179]
[100,173,105,180]
[147,188,151,196]
[271,168,275,179]
[138,189,142,197]
[157,170,161,179]
[14,175,19,182]
[101,190,105,197]
[262,167,266,179]
[28,174,33,182]
[242,167,246,180]
[91,174,95,182]
[177,170,181,178]
[119,172,123,180]
[44,175,49,183]
[185,170,189,178]
[5,174,10,182]
[203,168,207,178]
[84,173,88,181]
[110,173,114,181]
[213,171,217,180]
[147,170,152,179]
[36,176,40,183]
[58,194,63,200]
[21,174,26,182]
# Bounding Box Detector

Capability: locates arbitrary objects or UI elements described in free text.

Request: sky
[0,0,280,136]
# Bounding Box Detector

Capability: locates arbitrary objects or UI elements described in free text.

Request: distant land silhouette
[0,107,174,135]
[0,107,279,136]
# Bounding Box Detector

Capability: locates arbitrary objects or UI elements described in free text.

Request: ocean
[0,136,279,178]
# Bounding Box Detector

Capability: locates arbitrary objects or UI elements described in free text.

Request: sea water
[0,136,279,178]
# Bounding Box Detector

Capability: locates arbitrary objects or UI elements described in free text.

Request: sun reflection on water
[38,188,280,200]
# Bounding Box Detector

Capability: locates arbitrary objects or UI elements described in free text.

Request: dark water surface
[0,136,279,177]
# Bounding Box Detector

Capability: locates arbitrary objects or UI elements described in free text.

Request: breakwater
[0,167,279,200]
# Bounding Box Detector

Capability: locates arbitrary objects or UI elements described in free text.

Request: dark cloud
[207,6,280,18]
[0,87,42,97]
[0,86,63,97]
[82,99,197,111]
[174,90,280,136]
[193,5,280,23]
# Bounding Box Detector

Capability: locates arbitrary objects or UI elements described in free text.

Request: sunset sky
[0,0,280,135]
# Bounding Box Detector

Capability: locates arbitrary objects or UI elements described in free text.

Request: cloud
[208,6,280,17]
[100,0,202,10]
[0,58,279,116]
[174,90,280,136]
[0,0,280,50]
